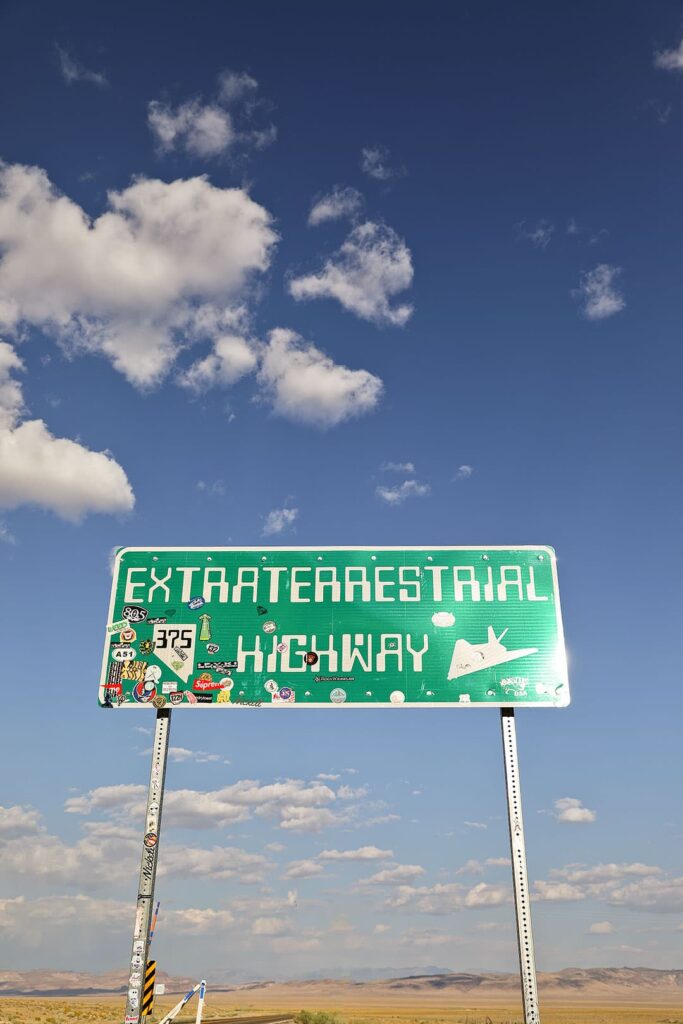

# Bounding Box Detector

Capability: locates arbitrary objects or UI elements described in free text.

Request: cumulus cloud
[56,46,107,88]
[574,264,625,320]
[359,864,425,886]
[148,68,275,159]
[65,777,347,832]
[654,38,683,71]
[319,846,393,862]
[284,859,325,879]
[257,328,383,427]
[262,506,298,537]
[384,880,510,913]
[381,461,415,474]
[0,341,134,521]
[553,797,597,824]
[0,804,42,838]
[180,333,258,390]
[361,145,400,181]
[289,222,414,326]
[0,162,277,387]
[454,464,473,480]
[588,921,615,934]
[308,186,363,226]
[148,101,233,158]
[376,479,430,505]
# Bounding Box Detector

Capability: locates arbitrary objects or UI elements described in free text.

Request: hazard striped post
[195,980,206,1024]
[141,961,156,1017]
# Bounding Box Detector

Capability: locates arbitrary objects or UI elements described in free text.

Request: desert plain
[2,971,683,1024]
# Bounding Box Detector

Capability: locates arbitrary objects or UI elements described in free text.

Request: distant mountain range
[2,967,683,1000]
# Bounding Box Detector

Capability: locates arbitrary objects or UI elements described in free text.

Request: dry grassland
[1,996,683,1024]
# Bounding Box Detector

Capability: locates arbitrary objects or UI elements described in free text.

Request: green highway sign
[99,546,568,709]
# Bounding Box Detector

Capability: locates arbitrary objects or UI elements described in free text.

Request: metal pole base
[501,708,540,1024]
[124,710,171,1024]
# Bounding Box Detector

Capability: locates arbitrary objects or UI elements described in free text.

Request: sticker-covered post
[501,708,540,1024]
[123,709,171,1024]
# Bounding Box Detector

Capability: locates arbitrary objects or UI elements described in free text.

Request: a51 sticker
[152,623,196,683]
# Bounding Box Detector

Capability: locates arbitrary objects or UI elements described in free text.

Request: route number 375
[154,627,193,649]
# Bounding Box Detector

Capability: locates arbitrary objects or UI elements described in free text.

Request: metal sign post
[124,709,171,1024]
[501,708,540,1024]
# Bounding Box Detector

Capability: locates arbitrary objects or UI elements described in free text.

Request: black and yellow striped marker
[141,960,156,1017]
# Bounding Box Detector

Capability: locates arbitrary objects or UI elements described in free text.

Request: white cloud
[217,70,259,104]
[361,145,400,181]
[284,859,325,879]
[167,746,223,764]
[517,220,554,248]
[56,46,107,88]
[0,804,42,838]
[308,186,363,226]
[381,461,415,474]
[148,101,234,158]
[551,863,660,885]
[251,916,291,936]
[262,506,298,537]
[289,222,413,326]
[654,38,683,71]
[360,864,425,886]
[588,921,615,934]
[257,327,383,428]
[160,845,268,883]
[180,333,258,390]
[463,820,488,830]
[385,880,509,913]
[574,264,625,320]
[0,342,134,521]
[0,162,277,387]
[148,68,274,159]
[553,797,597,824]
[454,464,473,480]
[319,846,393,862]
[376,479,430,505]
[317,773,340,781]
[65,778,345,832]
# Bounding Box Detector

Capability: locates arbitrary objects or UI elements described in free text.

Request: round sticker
[264,679,279,694]
[143,832,158,849]
[133,681,156,703]
[112,647,136,661]
[120,627,136,643]
[152,695,167,709]
[144,665,161,684]
[390,690,406,704]
[279,686,293,700]
[330,688,346,704]
[262,620,277,634]
[219,677,234,691]
[276,642,288,653]
[305,651,319,666]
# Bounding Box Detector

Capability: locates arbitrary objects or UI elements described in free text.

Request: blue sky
[1,0,683,978]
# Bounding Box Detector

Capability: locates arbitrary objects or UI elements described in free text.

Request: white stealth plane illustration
[447,626,538,680]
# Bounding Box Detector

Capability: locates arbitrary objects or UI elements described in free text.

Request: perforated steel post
[123,709,171,1024]
[501,708,540,1024]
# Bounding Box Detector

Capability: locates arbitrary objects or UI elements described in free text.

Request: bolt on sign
[99,546,569,709]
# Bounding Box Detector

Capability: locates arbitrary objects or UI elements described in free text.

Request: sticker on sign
[99,546,568,708]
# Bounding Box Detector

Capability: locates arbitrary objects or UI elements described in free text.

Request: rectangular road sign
[99,546,568,709]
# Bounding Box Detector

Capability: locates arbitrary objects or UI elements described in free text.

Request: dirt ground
[1,995,683,1024]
